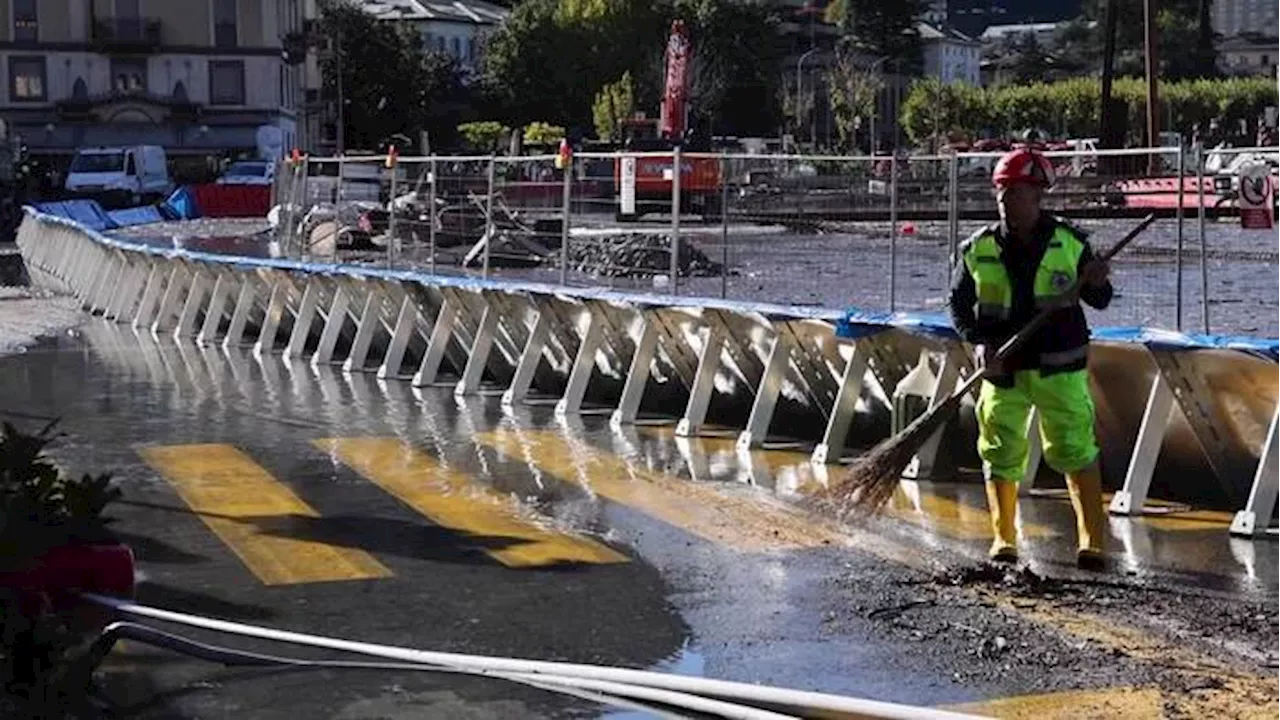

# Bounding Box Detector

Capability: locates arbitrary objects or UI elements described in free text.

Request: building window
[9,56,45,101]
[209,60,245,105]
[13,0,38,43]
[214,0,237,48]
[1262,54,1270,66]
[467,38,475,61]
[111,59,148,93]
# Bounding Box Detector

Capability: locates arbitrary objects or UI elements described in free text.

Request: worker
[948,147,1112,571]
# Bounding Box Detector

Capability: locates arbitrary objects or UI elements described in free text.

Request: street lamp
[796,48,817,146]
[865,55,890,155]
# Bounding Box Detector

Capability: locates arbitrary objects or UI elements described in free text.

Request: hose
[82,593,983,720]
[87,622,720,720]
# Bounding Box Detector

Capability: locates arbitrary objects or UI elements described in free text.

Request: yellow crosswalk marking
[474,429,849,552]
[139,444,393,585]
[315,437,628,568]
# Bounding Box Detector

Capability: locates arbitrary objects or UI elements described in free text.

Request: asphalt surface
[0,320,1274,719]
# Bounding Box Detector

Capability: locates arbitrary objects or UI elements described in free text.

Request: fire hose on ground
[77,593,985,720]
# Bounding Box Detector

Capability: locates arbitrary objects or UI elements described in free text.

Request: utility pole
[334,31,345,156]
[1098,0,1118,173]
[1144,0,1160,174]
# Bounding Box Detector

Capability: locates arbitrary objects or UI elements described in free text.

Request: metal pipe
[1196,142,1209,333]
[670,146,681,295]
[888,153,898,313]
[1175,140,1184,330]
[560,155,572,287]
[947,151,960,265]
[483,157,495,279]
[795,49,817,145]
[720,152,730,300]
[428,157,437,277]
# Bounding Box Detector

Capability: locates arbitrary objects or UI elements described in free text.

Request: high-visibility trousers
[976,368,1099,482]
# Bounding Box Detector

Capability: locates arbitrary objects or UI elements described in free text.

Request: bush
[456,121,509,153]
[901,76,1279,146]
[522,122,566,147]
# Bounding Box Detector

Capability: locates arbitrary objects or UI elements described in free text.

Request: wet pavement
[0,320,1275,719]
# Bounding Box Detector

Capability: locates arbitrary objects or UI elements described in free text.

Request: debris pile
[567,232,724,279]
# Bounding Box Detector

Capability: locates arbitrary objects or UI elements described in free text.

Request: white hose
[84,594,985,720]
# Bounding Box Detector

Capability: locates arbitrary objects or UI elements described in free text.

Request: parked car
[217,160,275,186]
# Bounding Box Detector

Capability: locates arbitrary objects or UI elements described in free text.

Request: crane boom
[658,20,691,142]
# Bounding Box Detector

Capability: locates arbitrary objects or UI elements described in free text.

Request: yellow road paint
[943,686,1165,719]
[139,444,392,585]
[476,429,850,552]
[315,437,628,568]
[1140,508,1234,532]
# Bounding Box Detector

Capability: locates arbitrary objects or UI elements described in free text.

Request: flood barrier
[15,207,1278,539]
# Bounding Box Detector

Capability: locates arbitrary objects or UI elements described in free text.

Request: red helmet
[992,148,1055,189]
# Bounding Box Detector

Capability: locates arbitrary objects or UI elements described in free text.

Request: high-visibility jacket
[950,217,1112,379]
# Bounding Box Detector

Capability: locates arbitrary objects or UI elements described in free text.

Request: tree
[825,0,924,73]
[592,72,637,141]
[1078,0,1219,79]
[483,0,783,136]
[317,0,465,152]
[827,46,884,151]
[1011,32,1050,84]
[457,121,510,152]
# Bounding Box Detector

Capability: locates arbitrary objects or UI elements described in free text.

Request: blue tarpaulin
[107,205,166,228]
[33,200,118,232]
[160,186,200,220]
[837,308,1279,361]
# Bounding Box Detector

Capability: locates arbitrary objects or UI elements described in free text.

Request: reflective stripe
[1040,346,1088,367]
[1033,296,1076,310]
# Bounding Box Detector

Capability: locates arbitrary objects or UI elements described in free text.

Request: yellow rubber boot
[1066,465,1107,570]
[984,480,1019,562]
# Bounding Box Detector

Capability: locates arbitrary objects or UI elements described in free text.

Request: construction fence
[268,145,1279,338]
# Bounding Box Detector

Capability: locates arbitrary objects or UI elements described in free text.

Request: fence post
[483,156,496,279]
[1196,142,1209,334]
[428,157,438,277]
[947,150,959,265]
[670,145,682,295]
[888,152,898,313]
[387,156,398,270]
[560,154,572,287]
[720,152,730,300]
[1175,140,1185,331]
[335,155,345,262]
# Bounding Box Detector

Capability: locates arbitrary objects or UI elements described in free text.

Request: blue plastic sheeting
[837,309,956,341]
[1093,327,1279,363]
[161,186,200,220]
[107,205,166,228]
[836,308,1278,362]
[33,200,118,232]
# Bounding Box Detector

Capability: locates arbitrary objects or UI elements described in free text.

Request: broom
[829,213,1157,515]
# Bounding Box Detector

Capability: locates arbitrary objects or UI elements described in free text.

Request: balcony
[92,17,163,53]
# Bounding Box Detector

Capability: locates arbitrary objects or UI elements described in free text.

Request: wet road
[0,321,1276,718]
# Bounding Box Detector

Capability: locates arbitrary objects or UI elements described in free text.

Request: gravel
[0,285,81,356]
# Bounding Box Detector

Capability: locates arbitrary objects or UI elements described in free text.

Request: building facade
[1217,33,1279,77]
[357,0,508,79]
[0,0,307,162]
[1211,0,1280,40]
[919,22,981,85]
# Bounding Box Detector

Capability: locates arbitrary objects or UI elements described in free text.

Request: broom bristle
[829,393,966,517]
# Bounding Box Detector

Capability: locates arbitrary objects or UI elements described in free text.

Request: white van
[64,145,172,204]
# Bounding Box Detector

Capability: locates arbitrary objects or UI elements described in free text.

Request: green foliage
[0,420,123,714]
[317,0,465,151]
[480,0,783,136]
[593,72,637,141]
[900,77,1279,146]
[1077,0,1217,79]
[523,122,566,146]
[827,48,884,151]
[825,0,924,72]
[0,421,120,570]
[457,121,510,152]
